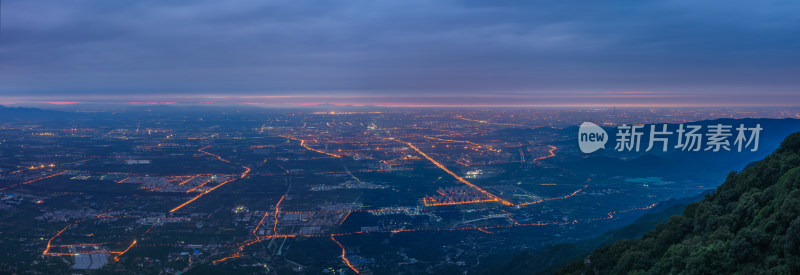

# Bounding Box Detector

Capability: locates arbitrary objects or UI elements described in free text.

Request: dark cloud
[0,0,798,104]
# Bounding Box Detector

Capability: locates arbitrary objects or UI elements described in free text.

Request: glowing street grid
[1,108,765,273]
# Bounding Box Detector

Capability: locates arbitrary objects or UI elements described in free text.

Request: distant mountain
[553,132,800,274]
[0,105,77,121]
[558,118,800,185]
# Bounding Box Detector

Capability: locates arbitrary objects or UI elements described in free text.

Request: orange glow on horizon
[5,94,794,108]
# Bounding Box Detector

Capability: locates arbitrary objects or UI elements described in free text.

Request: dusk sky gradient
[1,0,799,106]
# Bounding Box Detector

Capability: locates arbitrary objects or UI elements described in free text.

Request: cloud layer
[1,0,799,105]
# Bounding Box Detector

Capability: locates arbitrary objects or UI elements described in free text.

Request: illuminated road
[0,171,66,191]
[177,175,198,185]
[273,195,285,234]
[112,240,138,261]
[532,145,557,162]
[423,198,497,207]
[404,141,513,206]
[331,236,360,274]
[278,135,341,158]
[170,146,251,213]
[43,216,144,259]
[517,184,588,207]
[184,178,213,193]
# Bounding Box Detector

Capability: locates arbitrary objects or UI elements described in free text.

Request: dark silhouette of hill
[555,132,800,274]
[0,105,77,121]
[484,192,709,274]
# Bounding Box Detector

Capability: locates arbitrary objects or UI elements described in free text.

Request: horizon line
[3,102,800,109]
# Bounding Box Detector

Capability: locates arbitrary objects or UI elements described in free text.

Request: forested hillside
[559,132,800,274]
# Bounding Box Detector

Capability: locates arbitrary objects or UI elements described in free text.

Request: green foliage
[559,132,800,274]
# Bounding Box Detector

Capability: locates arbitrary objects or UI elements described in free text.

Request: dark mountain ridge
[557,132,800,274]
[485,191,711,274]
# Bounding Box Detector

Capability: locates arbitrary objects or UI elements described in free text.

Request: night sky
[1,0,799,106]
